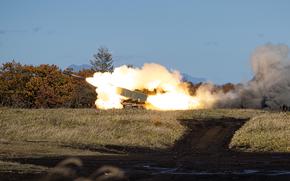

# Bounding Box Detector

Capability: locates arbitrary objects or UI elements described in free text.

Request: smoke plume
[217,43,290,109]
[86,43,290,110]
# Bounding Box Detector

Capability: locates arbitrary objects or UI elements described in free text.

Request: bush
[0,60,95,108]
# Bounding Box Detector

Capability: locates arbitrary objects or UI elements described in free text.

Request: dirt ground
[1,117,290,181]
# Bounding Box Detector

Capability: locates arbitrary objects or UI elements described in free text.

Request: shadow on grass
[4,117,290,180]
[60,117,247,155]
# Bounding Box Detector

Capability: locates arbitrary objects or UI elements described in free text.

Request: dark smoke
[216,43,290,110]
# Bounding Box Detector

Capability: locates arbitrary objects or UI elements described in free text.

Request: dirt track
[2,118,290,180]
[172,118,246,154]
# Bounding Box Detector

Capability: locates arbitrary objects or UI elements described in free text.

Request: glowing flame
[86,63,216,110]
[146,93,200,110]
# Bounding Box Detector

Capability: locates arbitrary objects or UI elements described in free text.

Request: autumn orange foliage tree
[0,60,95,108]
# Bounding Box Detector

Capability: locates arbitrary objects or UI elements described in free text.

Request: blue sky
[1,0,290,84]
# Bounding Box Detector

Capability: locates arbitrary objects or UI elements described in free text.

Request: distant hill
[181,73,206,84]
[67,64,206,83]
[67,64,91,72]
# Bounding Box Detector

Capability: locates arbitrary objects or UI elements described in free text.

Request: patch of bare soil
[2,118,290,181]
[172,118,246,154]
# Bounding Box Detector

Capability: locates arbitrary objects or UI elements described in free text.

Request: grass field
[2,107,289,156]
[230,112,290,152]
[0,108,187,153]
[1,108,290,180]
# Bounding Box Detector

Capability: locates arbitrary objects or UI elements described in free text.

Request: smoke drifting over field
[218,43,290,109]
[86,43,290,110]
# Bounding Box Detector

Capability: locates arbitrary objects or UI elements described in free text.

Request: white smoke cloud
[87,63,217,110]
[86,43,290,110]
[217,43,290,109]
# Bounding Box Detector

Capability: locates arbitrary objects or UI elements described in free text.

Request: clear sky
[1,0,290,84]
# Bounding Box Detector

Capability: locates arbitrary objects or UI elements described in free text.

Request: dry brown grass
[230,112,290,152]
[1,108,290,179]
[2,107,288,156]
[0,108,189,151]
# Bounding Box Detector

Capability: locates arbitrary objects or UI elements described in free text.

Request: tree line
[0,47,114,108]
[0,47,235,108]
[0,60,96,108]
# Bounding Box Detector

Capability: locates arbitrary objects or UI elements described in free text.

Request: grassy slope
[0,108,187,150]
[2,108,290,176]
[230,112,290,152]
[1,108,289,155]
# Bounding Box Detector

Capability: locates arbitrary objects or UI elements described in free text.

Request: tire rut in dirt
[172,118,247,155]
